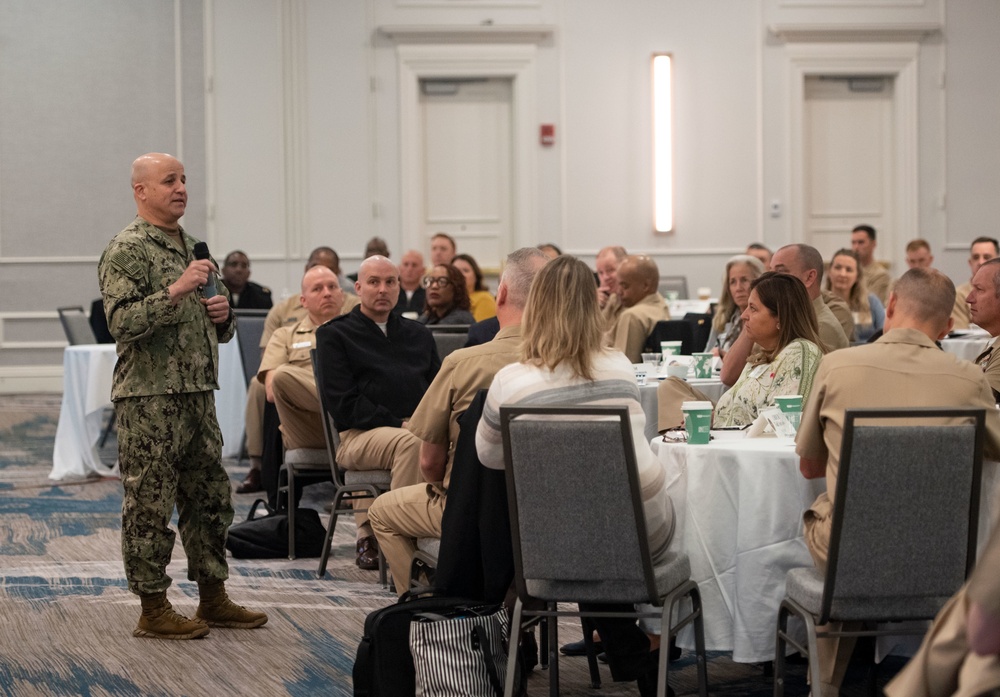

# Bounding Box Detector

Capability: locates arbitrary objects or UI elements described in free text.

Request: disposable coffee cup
[774,395,803,431]
[633,364,649,386]
[691,352,713,379]
[666,362,689,379]
[681,400,713,445]
[661,340,683,357]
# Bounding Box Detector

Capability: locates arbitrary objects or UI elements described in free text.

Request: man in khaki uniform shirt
[884,516,1000,697]
[237,246,358,493]
[952,236,999,330]
[368,248,549,593]
[259,266,346,452]
[796,267,1000,697]
[851,224,891,304]
[609,255,670,363]
[966,257,1000,401]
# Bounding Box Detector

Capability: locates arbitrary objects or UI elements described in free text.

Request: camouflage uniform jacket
[98,216,235,400]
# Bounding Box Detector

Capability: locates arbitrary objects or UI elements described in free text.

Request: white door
[803,75,895,270]
[418,77,513,274]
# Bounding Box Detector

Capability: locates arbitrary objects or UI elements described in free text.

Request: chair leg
[775,603,790,697]
[504,598,524,697]
[539,618,548,669]
[582,617,602,688]
[98,410,116,448]
[548,602,559,697]
[689,587,709,697]
[316,490,346,578]
[287,466,297,560]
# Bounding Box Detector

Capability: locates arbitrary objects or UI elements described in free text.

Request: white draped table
[50,338,246,480]
[941,329,991,363]
[652,434,1000,663]
[638,376,727,442]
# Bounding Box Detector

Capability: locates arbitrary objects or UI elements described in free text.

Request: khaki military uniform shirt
[611,292,670,363]
[952,281,973,330]
[821,290,856,343]
[863,261,891,304]
[812,295,849,352]
[974,338,1000,400]
[258,316,321,381]
[261,292,360,348]
[796,327,1000,563]
[407,325,522,493]
[98,217,235,400]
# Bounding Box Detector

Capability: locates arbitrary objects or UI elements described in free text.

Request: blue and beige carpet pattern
[0,394,905,696]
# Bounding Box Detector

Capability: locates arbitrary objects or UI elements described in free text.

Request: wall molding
[769,22,941,43]
[0,365,63,394]
[380,25,553,44]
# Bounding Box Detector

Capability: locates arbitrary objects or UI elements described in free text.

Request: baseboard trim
[0,366,62,394]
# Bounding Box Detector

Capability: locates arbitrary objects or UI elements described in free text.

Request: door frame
[784,42,919,258]
[396,43,538,256]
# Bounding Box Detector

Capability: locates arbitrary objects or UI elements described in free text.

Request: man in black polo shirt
[315,255,440,568]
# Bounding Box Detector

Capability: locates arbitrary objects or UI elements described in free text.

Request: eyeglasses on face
[422,276,452,288]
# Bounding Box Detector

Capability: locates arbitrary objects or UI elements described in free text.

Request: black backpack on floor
[226,499,326,559]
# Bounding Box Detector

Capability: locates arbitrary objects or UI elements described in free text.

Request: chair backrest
[644,319,694,355]
[57,306,97,345]
[310,348,347,487]
[428,324,471,334]
[500,405,658,605]
[683,312,713,353]
[820,407,986,624]
[658,275,689,300]
[432,331,469,360]
[234,308,269,387]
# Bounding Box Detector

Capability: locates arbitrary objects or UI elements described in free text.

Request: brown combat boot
[195,581,268,629]
[133,591,210,640]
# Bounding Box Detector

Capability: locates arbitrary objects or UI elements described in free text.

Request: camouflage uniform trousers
[116,391,234,595]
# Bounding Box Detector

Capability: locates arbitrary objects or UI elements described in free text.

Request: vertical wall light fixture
[652,53,674,233]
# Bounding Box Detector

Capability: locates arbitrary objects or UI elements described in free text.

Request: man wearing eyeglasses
[315,255,441,569]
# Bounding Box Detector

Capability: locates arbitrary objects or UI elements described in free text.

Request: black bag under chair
[226,499,326,559]
[353,592,509,697]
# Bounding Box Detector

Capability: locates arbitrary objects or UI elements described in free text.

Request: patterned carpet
[0,394,907,696]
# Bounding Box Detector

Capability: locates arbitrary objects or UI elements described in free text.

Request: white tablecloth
[652,435,826,662]
[941,330,992,363]
[50,339,247,480]
[638,377,727,442]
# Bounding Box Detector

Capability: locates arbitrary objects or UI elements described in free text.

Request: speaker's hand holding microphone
[168,243,229,323]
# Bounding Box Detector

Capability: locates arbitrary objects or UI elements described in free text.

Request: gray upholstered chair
[499,405,708,697]
[774,407,986,696]
[431,331,469,360]
[57,306,97,345]
[311,350,392,582]
[233,308,270,387]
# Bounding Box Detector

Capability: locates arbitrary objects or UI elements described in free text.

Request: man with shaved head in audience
[796,267,1000,697]
[609,254,670,363]
[965,257,1000,401]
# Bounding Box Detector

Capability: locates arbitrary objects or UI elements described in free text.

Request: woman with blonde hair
[476,255,676,697]
[705,254,766,356]
[825,248,885,342]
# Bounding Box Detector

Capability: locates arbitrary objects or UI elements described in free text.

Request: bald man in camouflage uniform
[99,152,266,640]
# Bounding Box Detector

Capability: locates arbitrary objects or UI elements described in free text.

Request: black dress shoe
[636,650,676,697]
[356,535,379,570]
[235,469,262,494]
[560,639,604,656]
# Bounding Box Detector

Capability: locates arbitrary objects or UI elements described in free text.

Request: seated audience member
[537,242,562,259]
[659,272,823,430]
[825,248,884,342]
[221,250,272,310]
[393,249,426,318]
[609,255,670,364]
[463,316,500,347]
[966,257,1000,401]
[722,243,848,387]
[746,242,772,268]
[368,247,549,594]
[260,265,344,454]
[705,254,765,356]
[952,236,999,330]
[476,255,675,697]
[451,253,497,322]
[89,297,114,343]
[595,245,628,326]
[430,232,457,265]
[796,267,1000,697]
[418,263,475,326]
[315,255,440,569]
[237,246,358,494]
[905,238,934,270]
[850,224,891,304]
[348,236,390,282]
[884,514,1000,697]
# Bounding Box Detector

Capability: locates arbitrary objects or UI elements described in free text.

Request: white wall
[2,0,1000,390]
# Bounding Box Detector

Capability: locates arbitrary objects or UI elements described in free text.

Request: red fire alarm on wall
[540,124,555,146]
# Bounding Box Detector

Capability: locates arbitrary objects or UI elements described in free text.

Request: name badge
[292,341,312,349]
[749,364,769,379]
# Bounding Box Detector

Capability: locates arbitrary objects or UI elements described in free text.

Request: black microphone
[192,242,218,298]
